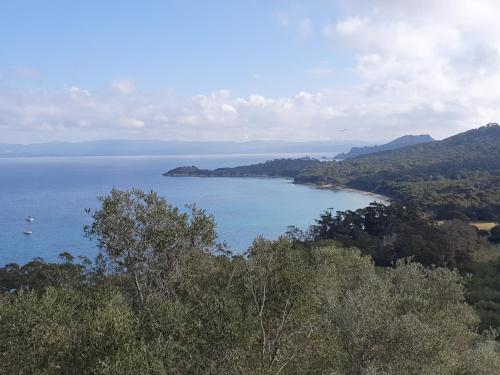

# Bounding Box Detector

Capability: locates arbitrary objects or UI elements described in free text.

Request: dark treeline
[299,203,478,268]
[0,189,499,374]
[164,157,322,178]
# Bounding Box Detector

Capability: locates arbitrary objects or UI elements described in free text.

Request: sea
[0,153,383,265]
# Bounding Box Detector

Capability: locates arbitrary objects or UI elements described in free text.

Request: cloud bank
[2,0,500,143]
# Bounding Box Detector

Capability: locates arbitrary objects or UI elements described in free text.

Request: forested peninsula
[163,157,323,178]
[165,124,500,221]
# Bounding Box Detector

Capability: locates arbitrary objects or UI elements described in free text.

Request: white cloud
[324,0,500,135]
[336,16,368,35]
[0,79,493,143]
[0,85,373,142]
[108,78,135,95]
[119,117,145,129]
[3,0,500,143]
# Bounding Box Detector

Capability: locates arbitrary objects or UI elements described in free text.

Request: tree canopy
[0,189,498,374]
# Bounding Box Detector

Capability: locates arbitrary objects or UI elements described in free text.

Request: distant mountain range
[0,139,369,158]
[334,134,435,159]
[0,135,437,159]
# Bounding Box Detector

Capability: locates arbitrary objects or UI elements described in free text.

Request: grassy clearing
[470,222,498,231]
[436,220,497,232]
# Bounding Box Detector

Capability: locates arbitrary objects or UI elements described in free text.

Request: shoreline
[332,187,390,203]
[164,173,392,203]
[292,181,391,203]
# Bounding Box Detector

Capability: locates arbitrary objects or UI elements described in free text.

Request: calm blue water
[0,154,381,265]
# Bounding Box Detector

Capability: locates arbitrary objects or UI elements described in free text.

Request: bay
[0,154,382,265]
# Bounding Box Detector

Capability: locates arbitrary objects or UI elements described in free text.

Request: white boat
[23,230,33,235]
[26,216,34,222]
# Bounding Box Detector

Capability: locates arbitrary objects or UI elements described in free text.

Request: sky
[1,0,500,143]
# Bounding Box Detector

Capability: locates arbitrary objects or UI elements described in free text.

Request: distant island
[334,134,434,159]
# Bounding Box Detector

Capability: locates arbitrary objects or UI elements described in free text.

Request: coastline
[332,187,390,203]
[164,171,391,203]
[296,182,391,203]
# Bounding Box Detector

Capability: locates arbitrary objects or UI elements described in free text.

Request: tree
[84,188,218,304]
[309,203,455,267]
[1,244,499,374]
[0,286,155,374]
[489,224,500,243]
[310,248,500,374]
[439,219,479,265]
[240,237,315,373]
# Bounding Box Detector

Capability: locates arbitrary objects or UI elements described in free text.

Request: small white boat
[23,230,33,235]
[26,216,34,222]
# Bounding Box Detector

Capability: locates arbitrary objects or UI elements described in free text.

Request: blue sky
[1,1,352,96]
[1,0,500,143]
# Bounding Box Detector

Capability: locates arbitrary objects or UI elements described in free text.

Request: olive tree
[490,224,500,243]
[84,188,218,304]
[311,247,500,375]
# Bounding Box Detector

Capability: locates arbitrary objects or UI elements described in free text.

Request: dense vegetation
[301,203,474,267]
[287,202,500,333]
[296,124,500,220]
[1,189,499,374]
[164,157,322,178]
[334,134,434,159]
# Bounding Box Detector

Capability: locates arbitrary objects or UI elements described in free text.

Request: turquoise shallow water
[0,154,381,265]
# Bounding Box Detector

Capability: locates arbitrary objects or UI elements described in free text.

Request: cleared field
[436,221,497,232]
[470,222,498,231]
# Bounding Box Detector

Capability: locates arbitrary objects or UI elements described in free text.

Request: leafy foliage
[308,202,468,267]
[462,258,500,333]
[1,189,498,374]
[1,245,498,374]
[84,188,218,304]
[304,201,500,334]
[490,225,500,243]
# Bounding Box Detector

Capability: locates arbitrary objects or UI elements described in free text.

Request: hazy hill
[334,134,434,159]
[0,139,363,158]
